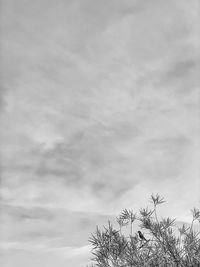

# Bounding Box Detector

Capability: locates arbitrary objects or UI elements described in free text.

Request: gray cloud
[3,204,54,221]
[165,59,197,80]
[156,57,199,94]
[141,136,192,179]
[1,203,114,246]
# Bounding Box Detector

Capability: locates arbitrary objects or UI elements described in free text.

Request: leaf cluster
[88,194,200,267]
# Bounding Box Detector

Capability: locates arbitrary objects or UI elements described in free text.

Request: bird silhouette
[138,231,147,241]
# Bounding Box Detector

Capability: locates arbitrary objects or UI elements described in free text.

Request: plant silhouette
[88,194,200,267]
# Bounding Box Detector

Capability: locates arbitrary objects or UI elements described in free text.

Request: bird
[138,231,147,241]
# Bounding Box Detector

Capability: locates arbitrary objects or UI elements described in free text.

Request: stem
[190,218,194,233]
[130,221,132,236]
[152,205,184,267]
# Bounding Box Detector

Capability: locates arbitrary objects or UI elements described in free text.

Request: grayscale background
[0,0,199,266]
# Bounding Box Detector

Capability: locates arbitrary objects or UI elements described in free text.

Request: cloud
[0,2,199,266]
[0,244,91,267]
[3,204,54,221]
[0,203,114,247]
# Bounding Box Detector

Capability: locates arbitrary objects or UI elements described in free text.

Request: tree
[88,194,200,267]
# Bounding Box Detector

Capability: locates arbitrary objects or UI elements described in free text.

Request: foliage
[88,194,200,267]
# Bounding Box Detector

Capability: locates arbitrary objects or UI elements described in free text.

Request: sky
[0,0,199,266]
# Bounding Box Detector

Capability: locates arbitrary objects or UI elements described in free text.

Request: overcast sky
[0,0,199,266]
